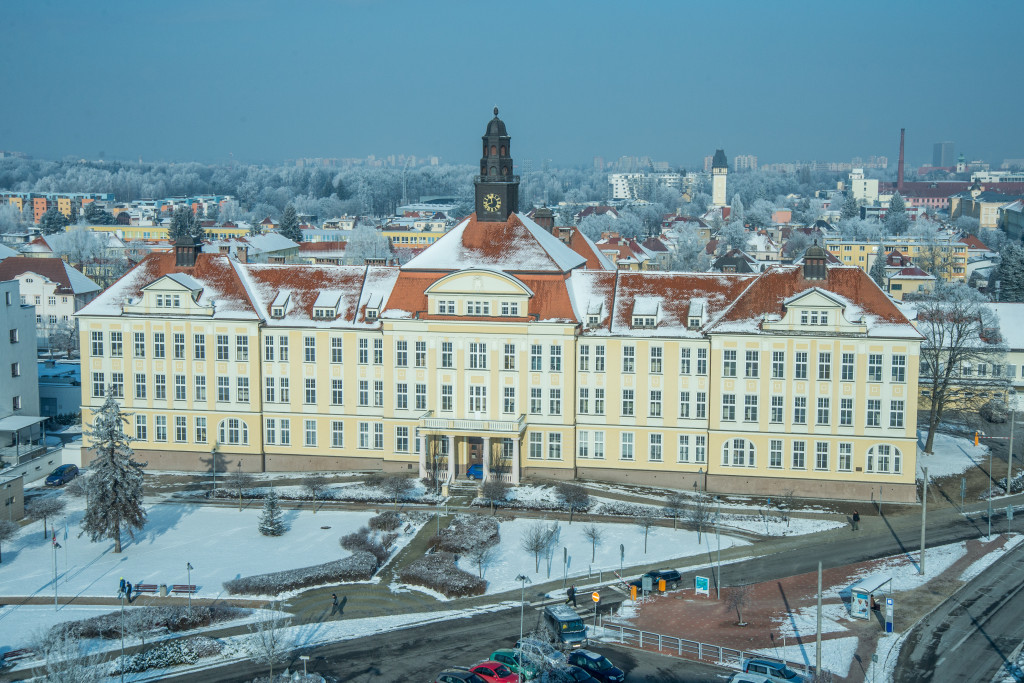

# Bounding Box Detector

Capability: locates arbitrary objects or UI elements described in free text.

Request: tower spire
[475,107,519,222]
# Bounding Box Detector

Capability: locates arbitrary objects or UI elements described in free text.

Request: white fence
[601,622,812,676]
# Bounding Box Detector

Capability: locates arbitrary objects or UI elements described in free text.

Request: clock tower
[474,107,519,222]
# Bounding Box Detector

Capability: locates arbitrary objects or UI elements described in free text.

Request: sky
[2,0,1022,168]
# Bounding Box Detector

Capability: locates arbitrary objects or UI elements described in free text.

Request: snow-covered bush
[398,551,486,598]
[259,491,286,536]
[223,553,378,595]
[593,500,665,517]
[339,526,396,565]
[429,514,500,553]
[980,399,1009,423]
[50,605,248,640]
[368,510,403,531]
[108,636,221,675]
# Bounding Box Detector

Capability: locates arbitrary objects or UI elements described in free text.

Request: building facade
[77,112,922,503]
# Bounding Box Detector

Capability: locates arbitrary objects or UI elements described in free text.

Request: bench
[133,584,159,594]
[2,648,34,666]
[171,584,198,595]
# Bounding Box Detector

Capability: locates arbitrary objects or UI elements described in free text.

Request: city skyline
[2,0,1021,167]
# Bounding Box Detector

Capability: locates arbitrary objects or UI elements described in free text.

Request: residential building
[76,110,922,503]
[0,257,101,348]
[824,236,967,283]
[950,184,1024,228]
[933,142,955,168]
[733,154,758,172]
[0,279,44,465]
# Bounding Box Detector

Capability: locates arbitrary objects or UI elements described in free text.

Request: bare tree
[555,482,590,524]
[542,522,561,577]
[726,584,752,626]
[227,465,253,512]
[687,494,714,542]
[0,519,18,563]
[917,284,1007,454]
[124,608,155,655]
[480,478,510,514]
[520,522,549,573]
[34,631,104,683]
[48,320,77,358]
[774,491,796,527]
[467,544,498,578]
[664,491,687,530]
[635,510,658,554]
[379,475,414,509]
[247,602,292,681]
[303,472,328,513]
[26,496,66,540]
[582,524,604,563]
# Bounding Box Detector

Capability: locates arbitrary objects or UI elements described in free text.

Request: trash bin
[159,584,168,597]
[658,579,666,592]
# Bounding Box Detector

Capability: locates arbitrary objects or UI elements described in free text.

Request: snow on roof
[313,291,342,308]
[271,291,290,308]
[243,263,368,327]
[402,212,586,273]
[0,243,18,260]
[163,272,202,291]
[632,296,660,316]
[568,228,616,271]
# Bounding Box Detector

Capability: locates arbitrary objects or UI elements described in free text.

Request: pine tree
[884,192,908,234]
[840,193,859,220]
[258,490,286,536]
[994,243,1024,302]
[40,207,69,235]
[169,206,205,242]
[279,205,302,242]
[730,194,745,226]
[870,242,887,288]
[81,394,147,553]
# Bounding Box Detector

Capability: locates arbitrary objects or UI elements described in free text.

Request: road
[895,538,1024,682]
[159,603,731,683]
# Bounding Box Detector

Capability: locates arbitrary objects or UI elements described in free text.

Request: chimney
[174,234,201,267]
[802,240,828,281]
[897,128,905,193]
[533,207,555,233]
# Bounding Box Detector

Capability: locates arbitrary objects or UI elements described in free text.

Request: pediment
[425,269,533,297]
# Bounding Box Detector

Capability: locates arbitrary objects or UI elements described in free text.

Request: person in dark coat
[566,584,577,607]
[118,577,126,598]
[852,510,861,531]
[330,593,338,615]
[125,581,133,603]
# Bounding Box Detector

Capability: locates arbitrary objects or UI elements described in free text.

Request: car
[45,464,79,486]
[728,674,774,683]
[490,649,541,681]
[566,650,624,683]
[740,659,809,683]
[628,568,682,591]
[515,637,568,665]
[466,464,484,480]
[470,661,519,683]
[540,666,600,682]
[434,669,488,683]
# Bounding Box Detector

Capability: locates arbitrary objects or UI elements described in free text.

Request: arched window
[500,145,506,155]
[490,166,497,176]
[722,438,755,467]
[491,145,497,156]
[483,143,488,156]
[218,418,249,445]
[502,166,508,175]
[481,167,487,176]
[866,444,901,473]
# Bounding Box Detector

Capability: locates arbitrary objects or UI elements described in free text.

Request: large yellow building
[77,111,923,502]
[824,236,967,283]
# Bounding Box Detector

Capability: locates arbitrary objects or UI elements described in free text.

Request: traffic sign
[591,591,600,603]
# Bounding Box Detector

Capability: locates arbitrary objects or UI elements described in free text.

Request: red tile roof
[959,234,990,250]
[0,256,97,295]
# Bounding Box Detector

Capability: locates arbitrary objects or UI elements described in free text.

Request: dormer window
[271,306,286,318]
[438,300,456,315]
[468,301,490,316]
[688,316,701,329]
[313,307,335,319]
[588,315,600,328]
[632,316,657,329]
[366,309,378,321]
[500,301,520,316]
[800,309,830,326]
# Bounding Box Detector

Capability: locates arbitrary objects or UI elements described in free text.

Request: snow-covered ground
[0,499,378,600]
[751,636,860,678]
[917,430,989,479]
[958,534,1023,581]
[0,604,135,652]
[454,518,748,595]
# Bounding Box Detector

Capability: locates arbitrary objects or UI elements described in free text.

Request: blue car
[466,464,484,480]
[45,464,79,486]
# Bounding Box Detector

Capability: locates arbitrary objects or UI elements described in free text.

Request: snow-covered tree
[258,490,286,536]
[247,602,292,680]
[480,478,510,514]
[26,496,66,539]
[0,204,25,233]
[0,519,18,563]
[40,206,69,235]
[746,198,775,228]
[664,491,687,530]
[992,243,1024,302]
[555,482,589,524]
[80,394,147,553]
[82,202,116,225]
[953,215,979,236]
[667,228,712,272]
[278,204,302,242]
[869,242,887,288]
[344,224,391,264]
[718,221,750,252]
[840,193,859,220]
[45,226,106,272]
[730,194,745,226]
[687,494,713,543]
[838,217,882,242]
[303,472,328,513]
[169,206,204,242]
[49,320,77,357]
[884,192,908,234]
[34,632,104,683]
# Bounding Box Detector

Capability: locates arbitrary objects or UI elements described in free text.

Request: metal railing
[601,622,811,676]
[420,415,525,433]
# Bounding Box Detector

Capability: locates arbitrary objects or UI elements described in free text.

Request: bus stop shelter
[849,574,892,620]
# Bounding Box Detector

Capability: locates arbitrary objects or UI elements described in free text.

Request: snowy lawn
[917,429,989,479]
[0,604,132,653]
[0,500,379,600]
[958,534,1023,581]
[455,518,748,595]
[751,636,860,678]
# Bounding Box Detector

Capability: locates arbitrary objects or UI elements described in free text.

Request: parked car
[470,661,518,683]
[628,568,682,591]
[434,669,488,683]
[466,464,484,480]
[490,649,541,681]
[740,659,809,683]
[515,637,567,666]
[540,666,600,682]
[566,650,624,683]
[45,464,79,486]
[729,674,774,683]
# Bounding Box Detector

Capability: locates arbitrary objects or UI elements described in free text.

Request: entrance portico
[418,414,524,484]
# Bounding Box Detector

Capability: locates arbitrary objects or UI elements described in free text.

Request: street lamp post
[52,533,61,611]
[989,444,994,540]
[119,592,125,683]
[715,496,722,600]
[1008,390,1017,494]
[515,574,531,670]
[299,654,310,680]
[186,562,193,609]
[211,443,218,493]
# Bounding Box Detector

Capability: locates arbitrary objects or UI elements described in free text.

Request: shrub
[362,472,386,488]
[50,606,249,640]
[980,399,1009,423]
[340,526,395,565]
[108,636,222,675]
[223,552,378,595]
[369,510,403,531]
[429,514,500,554]
[398,552,486,598]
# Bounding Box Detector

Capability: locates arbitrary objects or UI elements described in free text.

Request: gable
[425,269,533,297]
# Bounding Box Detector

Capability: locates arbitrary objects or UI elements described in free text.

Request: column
[482,436,491,481]
[418,434,427,479]
[447,436,455,482]
[511,436,520,484]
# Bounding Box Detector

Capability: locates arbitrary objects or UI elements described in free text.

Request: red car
[470,661,519,683]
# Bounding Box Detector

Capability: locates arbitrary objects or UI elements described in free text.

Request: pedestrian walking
[566,584,577,607]
[125,581,133,603]
[852,510,860,532]
[330,593,339,616]
[118,577,125,598]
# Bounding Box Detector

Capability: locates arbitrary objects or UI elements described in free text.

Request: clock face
[483,193,501,212]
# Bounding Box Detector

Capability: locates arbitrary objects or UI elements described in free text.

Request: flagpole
[52,534,59,610]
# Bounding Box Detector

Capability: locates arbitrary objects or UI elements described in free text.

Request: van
[543,604,588,649]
